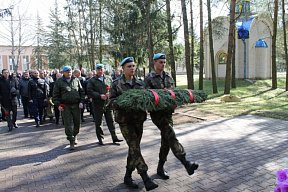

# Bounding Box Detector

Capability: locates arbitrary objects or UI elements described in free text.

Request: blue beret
[62,66,72,72]
[120,57,134,66]
[153,53,166,60]
[95,64,104,69]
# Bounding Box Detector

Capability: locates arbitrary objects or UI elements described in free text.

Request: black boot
[124,169,138,189]
[180,156,199,175]
[70,140,75,150]
[140,172,158,191]
[157,160,169,179]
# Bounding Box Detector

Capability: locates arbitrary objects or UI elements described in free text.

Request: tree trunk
[146,1,154,72]
[189,0,194,90]
[231,27,236,88]
[271,0,278,89]
[282,0,288,91]
[224,0,236,94]
[199,0,204,90]
[207,0,217,93]
[89,0,95,69]
[99,0,103,63]
[181,0,192,89]
[166,0,176,85]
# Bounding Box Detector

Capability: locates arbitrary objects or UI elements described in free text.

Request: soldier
[144,53,199,179]
[52,66,84,150]
[87,64,123,145]
[28,70,48,127]
[110,57,158,191]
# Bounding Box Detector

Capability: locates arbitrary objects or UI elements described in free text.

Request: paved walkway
[1,108,287,192]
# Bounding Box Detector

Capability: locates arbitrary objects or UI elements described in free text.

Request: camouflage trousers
[119,122,148,174]
[150,111,186,162]
[62,103,81,141]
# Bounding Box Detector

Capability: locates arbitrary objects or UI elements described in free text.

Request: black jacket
[0,75,19,108]
[28,76,48,100]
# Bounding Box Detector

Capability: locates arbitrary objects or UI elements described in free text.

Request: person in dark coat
[19,71,32,118]
[49,73,62,125]
[0,69,19,131]
[28,70,48,127]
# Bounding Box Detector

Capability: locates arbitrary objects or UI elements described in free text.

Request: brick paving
[1,107,287,192]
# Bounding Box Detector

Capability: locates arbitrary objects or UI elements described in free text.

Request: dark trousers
[2,105,17,128]
[94,105,117,141]
[89,101,95,119]
[21,96,31,117]
[54,105,60,123]
[29,98,44,122]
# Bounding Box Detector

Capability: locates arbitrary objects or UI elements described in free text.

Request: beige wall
[0,46,48,73]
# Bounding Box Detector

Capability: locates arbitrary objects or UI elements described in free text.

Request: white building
[204,0,273,79]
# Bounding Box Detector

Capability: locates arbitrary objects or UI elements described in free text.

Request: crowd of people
[0,53,199,191]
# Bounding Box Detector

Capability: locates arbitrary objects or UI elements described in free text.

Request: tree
[47,0,69,70]
[33,12,47,70]
[282,0,288,91]
[207,0,218,93]
[224,0,236,94]
[272,0,278,89]
[189,0,195,90]
[166,0,176,85]
[146,0,154,71]
[181,0,193,89]
[199,0,204,90]
[0,4,34,72]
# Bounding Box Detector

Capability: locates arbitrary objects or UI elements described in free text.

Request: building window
[218,52,227,65]
[9,56,14,71]
[0,56,2,71]
[22,56,30,70]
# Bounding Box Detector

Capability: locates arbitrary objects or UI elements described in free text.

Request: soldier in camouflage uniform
[87,64,123,145]
[110,57,158,191]
[52,66,84,150]
[144,53,199,179]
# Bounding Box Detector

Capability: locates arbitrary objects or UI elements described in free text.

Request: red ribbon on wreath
[164,88,176,99]
[5,111,9,116]
[184,89,194,103]
[147,89,159,106]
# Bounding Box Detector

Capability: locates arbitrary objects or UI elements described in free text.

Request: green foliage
[46,2,70,70]
[116,88,208,111]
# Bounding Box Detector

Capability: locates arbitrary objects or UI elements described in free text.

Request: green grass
[176,74,288,120]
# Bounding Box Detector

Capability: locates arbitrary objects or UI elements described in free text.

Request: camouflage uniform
[87,74,119,142]
[110,75,148,174]
[52,76,84,141]
[144,70,186,162]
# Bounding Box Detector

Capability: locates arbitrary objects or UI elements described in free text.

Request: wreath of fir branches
[116,88,208,111]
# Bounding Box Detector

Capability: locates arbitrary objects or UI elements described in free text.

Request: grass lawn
[176,73,288,120]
